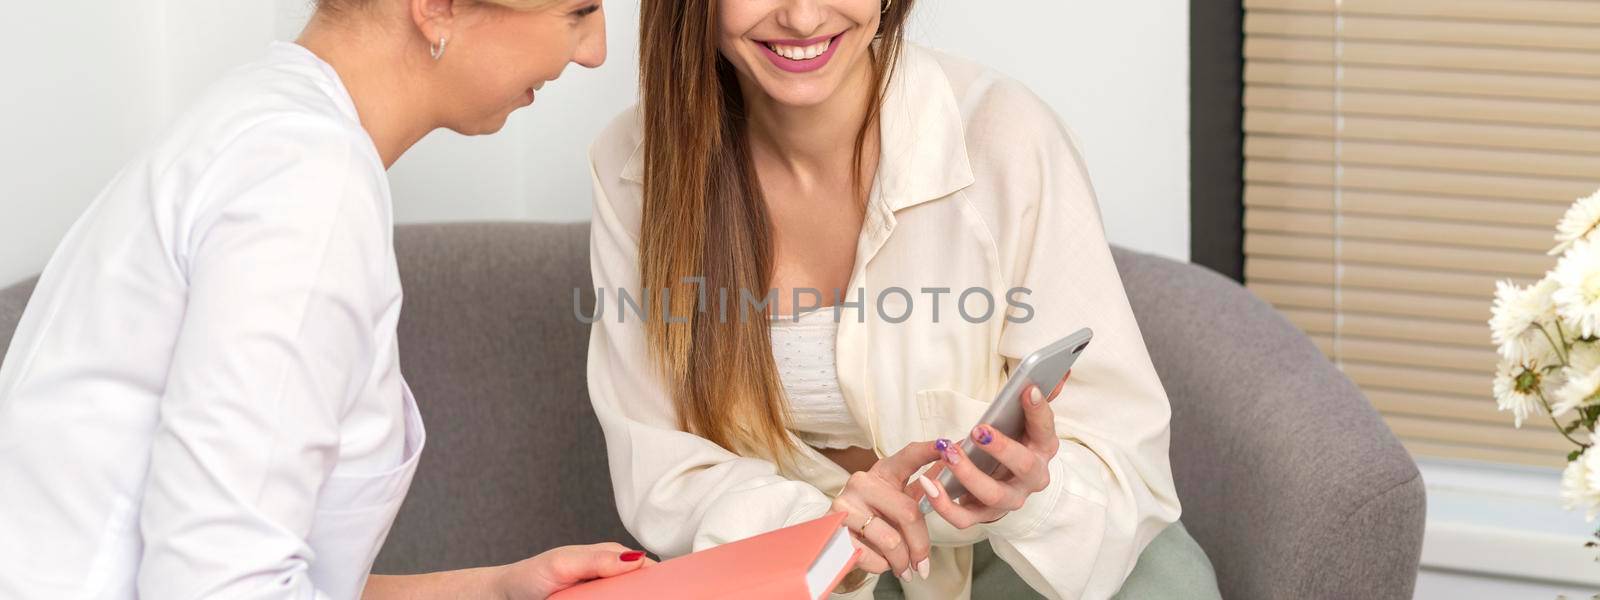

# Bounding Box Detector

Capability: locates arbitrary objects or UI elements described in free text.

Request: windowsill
[1417,457,1600,588]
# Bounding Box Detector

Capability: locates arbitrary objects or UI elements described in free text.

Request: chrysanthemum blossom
[1552,240,1600,339]
[1552,189,1600,256]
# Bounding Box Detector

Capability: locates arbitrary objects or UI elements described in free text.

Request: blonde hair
[316,0,562,14]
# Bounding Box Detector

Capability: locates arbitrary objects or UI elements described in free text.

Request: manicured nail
[944,443,963,466]
[1029,387,1044,406]
[935,438,951,453]
[899,569,913,583]
[917,557,931,579]
[621,551,645,562]
[917,474,941,499]
[972,425,993,445]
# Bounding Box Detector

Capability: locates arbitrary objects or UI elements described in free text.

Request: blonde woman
[586,0,1219,598]
[0,1,645,598]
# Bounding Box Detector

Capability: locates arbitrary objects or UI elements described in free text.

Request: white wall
[0,0,1189,287]
[906,2,1191,267]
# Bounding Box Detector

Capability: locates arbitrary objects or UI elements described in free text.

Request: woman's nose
[773,0,827,38]
[574,11,608,69]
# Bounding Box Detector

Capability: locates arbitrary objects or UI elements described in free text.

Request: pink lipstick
[757,33,843,74]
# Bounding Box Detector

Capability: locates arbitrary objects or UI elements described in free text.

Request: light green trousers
[872,522,1221,600]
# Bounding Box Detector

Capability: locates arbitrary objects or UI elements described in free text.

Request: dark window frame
[1189,0,1245,282]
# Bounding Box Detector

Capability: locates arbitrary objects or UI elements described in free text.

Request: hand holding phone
[918,328,1091,515]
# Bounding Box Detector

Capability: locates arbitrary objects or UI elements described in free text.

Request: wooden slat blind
[1241,0,1600,467]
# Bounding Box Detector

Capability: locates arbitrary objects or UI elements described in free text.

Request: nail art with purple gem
[943,441,963,465]
[972,425,993,445]
[935,438,952,453]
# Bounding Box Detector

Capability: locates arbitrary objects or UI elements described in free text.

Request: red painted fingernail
[621,551,645,562]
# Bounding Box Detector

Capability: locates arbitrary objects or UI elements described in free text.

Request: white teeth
[767,38,831,61]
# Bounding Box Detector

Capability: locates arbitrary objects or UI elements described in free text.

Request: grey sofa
[0,222,1425,598]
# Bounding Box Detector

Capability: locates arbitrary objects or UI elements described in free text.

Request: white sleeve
[136,117,391,599]
[584,155,835,559]
[980,119,1183,599]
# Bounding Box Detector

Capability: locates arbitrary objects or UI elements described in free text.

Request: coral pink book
[548,512,862,600]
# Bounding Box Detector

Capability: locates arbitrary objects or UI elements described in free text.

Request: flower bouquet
[1490,189,1600,541]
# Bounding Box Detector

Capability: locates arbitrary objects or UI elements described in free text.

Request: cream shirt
[0,42,422,599]
[585,44,1180,600]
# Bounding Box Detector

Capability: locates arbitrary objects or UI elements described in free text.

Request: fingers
[861,471,933,581]
[969,424,1049,493]
[872,441,943,484]
[845,473,925,582]
[904,464,945,502]
[915,469,1006,529]
[832,496,904,578]
[1020,384,1060,457]
[851,536,890,574]
[937,438,1025,512]
[539,543,649,586]
[854,508,911,579]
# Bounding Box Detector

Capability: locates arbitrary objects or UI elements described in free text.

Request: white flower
[1553,240,1600,339]
[1563,441,1600,522]
[1552,189,1600,256]
[1491,277,1559,362]
[1553,344,1600,417]
[1570,341,1600,371]
[1551,372,1595,418]
[1494,359,1548,428]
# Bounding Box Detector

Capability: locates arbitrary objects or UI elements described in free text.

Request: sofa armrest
[1112,248,1425,599]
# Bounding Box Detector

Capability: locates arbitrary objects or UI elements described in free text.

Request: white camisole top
[770,309,873,450]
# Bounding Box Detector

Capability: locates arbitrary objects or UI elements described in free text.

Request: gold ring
[859,514,877,532]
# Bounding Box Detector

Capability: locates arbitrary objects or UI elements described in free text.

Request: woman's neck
[297,16,438,169]
[741,58,879,185]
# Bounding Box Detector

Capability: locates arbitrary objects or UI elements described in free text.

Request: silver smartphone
[920,327,1093,513]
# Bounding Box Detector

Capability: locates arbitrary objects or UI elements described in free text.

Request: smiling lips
[758,33,843,73]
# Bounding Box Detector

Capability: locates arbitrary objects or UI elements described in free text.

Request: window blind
[1241,0,1600,466]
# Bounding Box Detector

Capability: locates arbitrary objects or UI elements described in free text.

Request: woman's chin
[756,79,841,109]
[450,112,515,137]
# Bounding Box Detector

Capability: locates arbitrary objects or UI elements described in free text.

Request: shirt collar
[618,45,974,213]
[873,44,975,212]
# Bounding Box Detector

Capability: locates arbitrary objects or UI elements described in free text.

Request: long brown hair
[637,1,916,467]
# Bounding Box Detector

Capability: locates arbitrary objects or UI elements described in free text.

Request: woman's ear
[408,0,457,50]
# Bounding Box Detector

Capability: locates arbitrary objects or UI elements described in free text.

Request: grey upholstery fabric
[0,223,1425,597]
[1111,246,1425,599]
[0,276,35,359]
[375,222,637,573]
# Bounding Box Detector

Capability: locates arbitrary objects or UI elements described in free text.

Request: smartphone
[920,327,1093,513]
